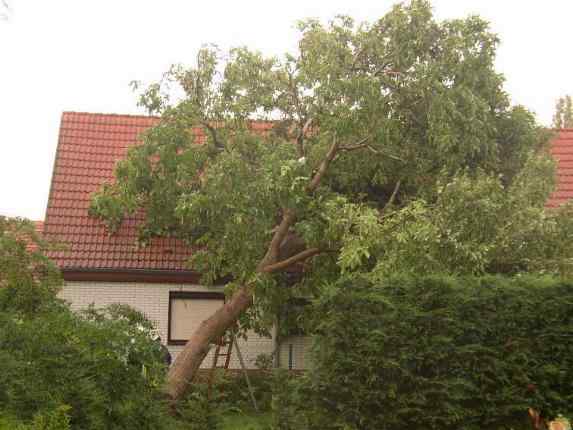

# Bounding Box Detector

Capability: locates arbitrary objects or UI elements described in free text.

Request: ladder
[207,331,234,399]
[206,330,259,412]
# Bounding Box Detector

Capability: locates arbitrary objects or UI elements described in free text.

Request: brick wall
[59,281,276,369]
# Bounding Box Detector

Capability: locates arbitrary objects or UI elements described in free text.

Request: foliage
[219,371,273,412]
[220,412,272,430]
[88,1,571,339]
[270,370,310,430]
[0,301,174,429]
[0,217,175,430]
[369,160,573,278]
[175,384,221,430]
[0,406,71,430]
[298,275,573,430]
[173,371,274,430]
[0,216,63,315]
[172,368,277,430]
[553,95,573,128]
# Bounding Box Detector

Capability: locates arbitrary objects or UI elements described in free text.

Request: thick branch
[202,121,223,150]
[257,209,297,270]
[338,137,370,152]
[260,247,322,273]
[286,69,310,158]
[260,134,369,271]
[365,145,405,162]
[295,117,313,158]
[338,137,405,162]
[307,136,340,193]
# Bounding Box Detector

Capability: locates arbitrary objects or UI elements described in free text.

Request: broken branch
[260,247,322,273]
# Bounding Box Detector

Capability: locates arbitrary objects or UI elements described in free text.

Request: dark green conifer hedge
[304,275,573,429]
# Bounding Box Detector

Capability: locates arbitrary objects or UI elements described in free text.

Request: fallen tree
[90,0,573,400]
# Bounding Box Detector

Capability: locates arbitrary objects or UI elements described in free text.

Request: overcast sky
[1,0,572,220]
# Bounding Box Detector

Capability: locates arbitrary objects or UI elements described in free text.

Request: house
[41,112,572,371]
[42,111,309,370]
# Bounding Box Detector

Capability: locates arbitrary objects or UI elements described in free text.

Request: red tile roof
[547,129,573,208]
[44,112,197,271]
[43,114,573,272]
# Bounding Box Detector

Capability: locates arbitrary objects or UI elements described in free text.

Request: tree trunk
[165,150,333,400]
[165,285,253,400]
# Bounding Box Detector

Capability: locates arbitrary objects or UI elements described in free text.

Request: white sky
[1,0,572,220]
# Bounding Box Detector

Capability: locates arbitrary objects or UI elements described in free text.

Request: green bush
[0,217,178,429]
[176,369,275,429]
[21,405,72,430]
[0,304,174,429]
[175,385,221,430]
[1,406,71,430]
[270,369,311,430]
[302,275,573,430]
[216,370,273,413]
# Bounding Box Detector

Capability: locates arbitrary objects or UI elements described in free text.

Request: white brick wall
[59,281,276,369]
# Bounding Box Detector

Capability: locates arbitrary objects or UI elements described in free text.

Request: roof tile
[548,130,573,208]
[45,114,573,270]
[44,112,195,271]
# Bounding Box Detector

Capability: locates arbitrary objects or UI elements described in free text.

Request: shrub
[176,385,220,430]
[0,304,173,429]
[303,275,573,430]
[0,406,71,430]
[270,369,312,430]
[0,217,177,429]
[172,372,268,430]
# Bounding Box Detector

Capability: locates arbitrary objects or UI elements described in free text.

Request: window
[168,291,224,345]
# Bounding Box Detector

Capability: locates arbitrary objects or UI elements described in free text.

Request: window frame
[167,291,225,345]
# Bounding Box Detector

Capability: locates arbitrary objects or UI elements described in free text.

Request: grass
[220,412,272,430]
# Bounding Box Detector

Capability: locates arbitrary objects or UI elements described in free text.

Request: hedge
[303,275,573,430]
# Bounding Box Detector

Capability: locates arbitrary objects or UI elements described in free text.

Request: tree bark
[166,285,253,400]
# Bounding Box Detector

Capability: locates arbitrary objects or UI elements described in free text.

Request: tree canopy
[89,0,573,397]
[553,95,573,129]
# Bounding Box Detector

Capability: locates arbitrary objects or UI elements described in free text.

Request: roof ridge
[61,111,278,125]
[62,111,160,120]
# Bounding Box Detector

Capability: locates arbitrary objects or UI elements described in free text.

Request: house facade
[43,112,310,370]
